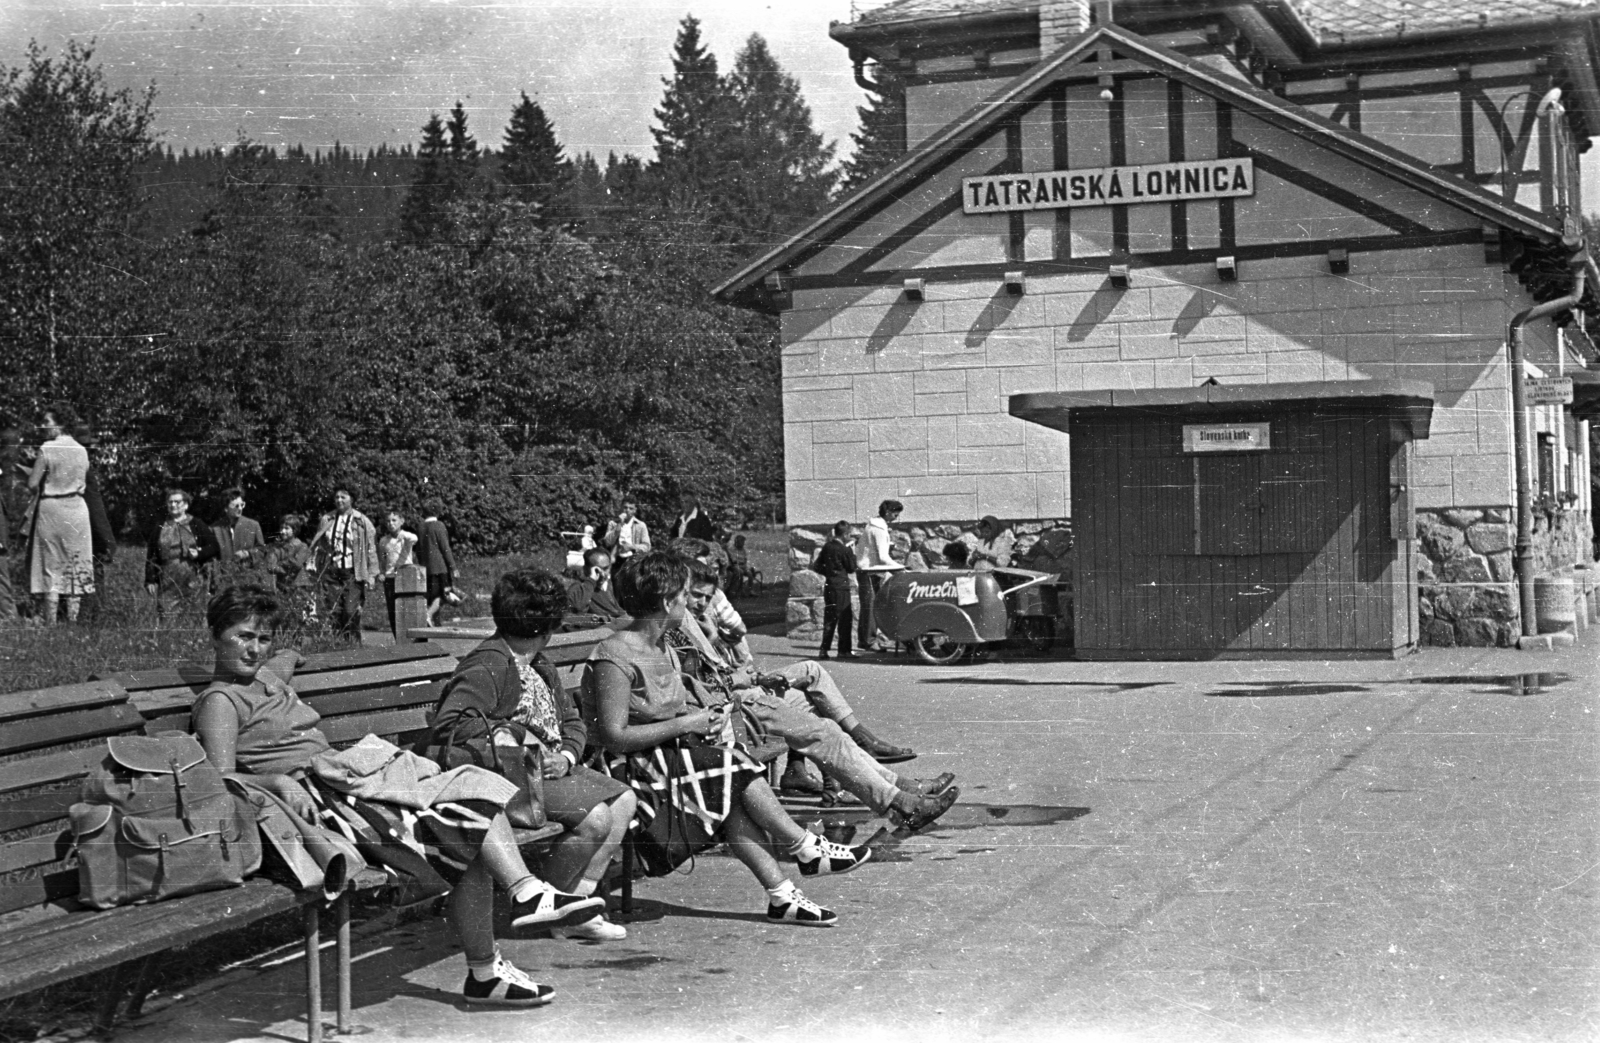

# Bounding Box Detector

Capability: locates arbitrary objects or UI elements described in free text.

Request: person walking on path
[308,488,379,642]
[414,508,457,626]
[145,489,221,620]
[856,499,904,653]
[812,521,858,659]
[211,488,266,588]
[603,502,650,562]
[25,407,96,624]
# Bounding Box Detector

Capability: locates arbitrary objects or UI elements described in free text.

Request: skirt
[28,496,94,596]
[300,775,497,895]
[542,763,630,831]
[596,740,763,877]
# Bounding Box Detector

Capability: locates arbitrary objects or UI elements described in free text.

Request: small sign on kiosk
[1182,422,1271,453]
[1525,376,1574,405]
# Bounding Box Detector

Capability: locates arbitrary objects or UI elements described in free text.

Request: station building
[716,0,1600,656]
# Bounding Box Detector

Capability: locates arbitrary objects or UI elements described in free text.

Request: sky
[1,0,885,162]
[2,0,1596,199]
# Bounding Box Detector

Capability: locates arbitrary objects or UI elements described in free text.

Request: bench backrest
[0,681,146,916]
[100,642,461,748]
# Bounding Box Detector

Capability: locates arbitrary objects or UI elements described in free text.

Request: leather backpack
[69,734,260,908]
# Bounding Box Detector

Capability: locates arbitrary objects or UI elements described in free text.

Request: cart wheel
[913,630,969,666]
[1011,617,1055,656]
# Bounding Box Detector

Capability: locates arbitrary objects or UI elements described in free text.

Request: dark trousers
[321,566,365,643]
[857,571,887,649]
[820,583,853,656]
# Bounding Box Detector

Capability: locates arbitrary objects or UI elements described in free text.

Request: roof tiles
[851,0,1599,42]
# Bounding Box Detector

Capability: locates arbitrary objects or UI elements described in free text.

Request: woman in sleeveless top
[585,552,870,927]
[194,584,603,1007]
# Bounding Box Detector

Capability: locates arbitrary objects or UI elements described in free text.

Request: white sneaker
[551,916,627,941]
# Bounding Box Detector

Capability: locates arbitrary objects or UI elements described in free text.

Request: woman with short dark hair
[427,569,638,942]
[585,553,869,927]
[195,583,602,1006]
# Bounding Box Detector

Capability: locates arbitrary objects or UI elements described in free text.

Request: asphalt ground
[112,626,1599,1043]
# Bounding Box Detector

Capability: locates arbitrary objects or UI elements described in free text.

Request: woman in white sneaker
[195,584,602,1007]
[429,568,638,942]
[585,553,871,927]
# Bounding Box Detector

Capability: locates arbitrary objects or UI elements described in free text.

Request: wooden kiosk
[1011,380,1434,657]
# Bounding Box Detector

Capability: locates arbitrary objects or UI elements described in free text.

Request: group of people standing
[144,487,460,639]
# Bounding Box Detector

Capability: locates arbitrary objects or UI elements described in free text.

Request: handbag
[69,734,260,909]
[229,777,366,901]
[418,706,546,829]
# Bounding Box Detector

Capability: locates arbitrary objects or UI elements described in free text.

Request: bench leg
[620,838,634,917]
[335,892,352,1035]
[93,960,137,1037]
[304,903,323,1043]
[123,956,159,1021]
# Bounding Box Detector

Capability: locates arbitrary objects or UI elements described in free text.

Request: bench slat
[97,641,459,694]
[0,682,129,725]
[0,704,148,759]
[0,786,78,835]
[0,832,73,877]
[130,658,458,717]
[0,748,112,799]
[0,878,309,998]
[0,868,76,919]
[319,709,432,746]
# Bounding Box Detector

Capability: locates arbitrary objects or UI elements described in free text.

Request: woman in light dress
[25,406,94,623]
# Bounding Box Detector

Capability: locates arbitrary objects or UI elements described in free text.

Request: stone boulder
[1487,551,1513,582]
[1416,513,1464,563]
[1417,554,1436,584]
[789,569,825,599]
[1455,617,1507,647]
[786,599,814,628]
[790,528,827,555]
[1422,619,1456,646]
[1440,554,1491,583]
[1466,523,1512,555]
[1443,508,1484,528]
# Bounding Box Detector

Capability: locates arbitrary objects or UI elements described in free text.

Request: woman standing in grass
[25,406,94,624]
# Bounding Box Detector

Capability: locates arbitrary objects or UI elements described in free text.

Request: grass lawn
[1,530,793,692]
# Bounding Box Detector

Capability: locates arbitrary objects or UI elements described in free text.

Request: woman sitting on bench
[194,583,602,1008]
[428,568,638,943]
[585,552,871,926]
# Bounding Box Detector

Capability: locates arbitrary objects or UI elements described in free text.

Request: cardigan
[429,636,587,765]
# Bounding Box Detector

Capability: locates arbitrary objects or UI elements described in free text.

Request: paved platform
[116,629,1598,1043]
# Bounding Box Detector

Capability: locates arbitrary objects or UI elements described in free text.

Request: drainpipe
[1508,254,1589,637]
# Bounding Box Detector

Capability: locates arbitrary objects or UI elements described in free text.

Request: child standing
[377,510,419,632]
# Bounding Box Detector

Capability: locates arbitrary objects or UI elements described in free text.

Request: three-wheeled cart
[875,567,1067,665]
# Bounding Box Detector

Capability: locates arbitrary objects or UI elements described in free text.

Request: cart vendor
[970,515,1015,572]
[856,499,904,653]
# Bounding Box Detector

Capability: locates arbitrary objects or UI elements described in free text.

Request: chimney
[1039,0,1093,55]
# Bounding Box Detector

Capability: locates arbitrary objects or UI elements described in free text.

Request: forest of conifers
[0,18,905,552]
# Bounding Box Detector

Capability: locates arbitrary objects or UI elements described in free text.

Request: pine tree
[500,91,565,212]
[446,100,478,165]
[650,15,733,186]
[724,34,837,247]
[838,62,905,195]
[399,112,452,240]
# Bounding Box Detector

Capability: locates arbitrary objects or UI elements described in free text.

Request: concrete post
[393,564,428,642]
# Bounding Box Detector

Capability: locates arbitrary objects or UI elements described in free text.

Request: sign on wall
[1182,422,1271,453]
[1525,376,1574,405]
[963,158,1255,214]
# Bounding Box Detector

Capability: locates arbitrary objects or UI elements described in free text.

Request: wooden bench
[0,678,388,1043]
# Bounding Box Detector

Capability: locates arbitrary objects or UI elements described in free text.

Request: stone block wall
[787,518,1073,640]
[1416,505,1596,646]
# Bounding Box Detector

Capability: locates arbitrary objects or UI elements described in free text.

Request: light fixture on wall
[1216,255,1237,281]
[1109,263,1130,288]
[762,270,793,308]
[903,277,925,301]
[1327,248,1350,275]
[1004,270,1026,295]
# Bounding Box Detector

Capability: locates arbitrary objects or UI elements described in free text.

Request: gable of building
[717,23,1565,310]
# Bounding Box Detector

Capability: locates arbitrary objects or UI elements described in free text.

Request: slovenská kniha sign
[963,158,1254,214]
